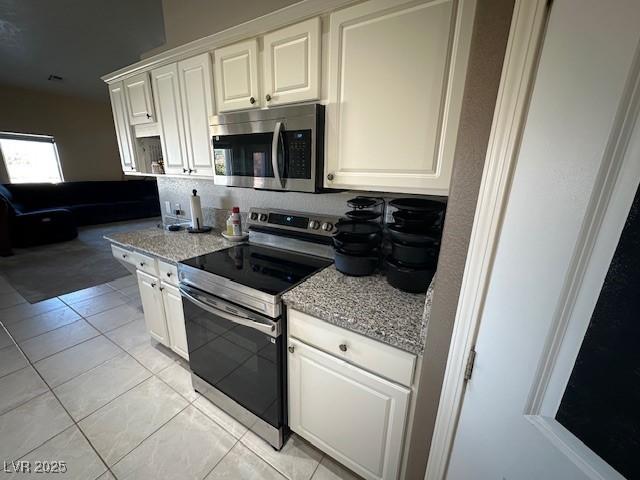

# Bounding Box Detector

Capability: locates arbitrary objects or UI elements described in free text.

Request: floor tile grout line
[7,315,87,346]
[0,388,51,422]
[1,303,69,327]
[200,436,243,480]
[108,402,192,474]
[42,336,128,390]
[3,332,114,479]
[19,325,101,364]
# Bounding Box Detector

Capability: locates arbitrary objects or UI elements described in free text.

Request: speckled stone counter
[283,266,433,355]
[105,228,232,264]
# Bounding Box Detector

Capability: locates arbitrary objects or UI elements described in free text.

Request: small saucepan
[388,224,439,246]
[334,248,379,276]
[384,257,435,293]
[392,209,441,231]
[333,232,379,255]
[334,220,382,243]
[391,241,437,266]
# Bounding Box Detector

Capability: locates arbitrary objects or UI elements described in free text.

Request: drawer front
[111,244,135,266]
[158,260,179,286]
[288,308,416,387]
[132,251,158,276]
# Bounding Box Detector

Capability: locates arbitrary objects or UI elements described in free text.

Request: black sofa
[0,180,160,250]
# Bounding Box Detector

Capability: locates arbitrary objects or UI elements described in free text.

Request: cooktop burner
[180,243,333,296]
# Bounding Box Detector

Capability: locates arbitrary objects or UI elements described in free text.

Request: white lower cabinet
[288,337,410,480]
[161,282,189,359]
[137,270,169,344]
[135,269,189,360]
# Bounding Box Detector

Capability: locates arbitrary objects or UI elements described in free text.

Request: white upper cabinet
[151,63,189,175]
[325,0,474,195]
[123,72,155,125]
[262,17,321,107]
[177,53,215,176]
[214,39,259,112]
[108,81,136,171]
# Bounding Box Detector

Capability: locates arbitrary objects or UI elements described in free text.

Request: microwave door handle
[271,121,284,189]
[179,286,277,336]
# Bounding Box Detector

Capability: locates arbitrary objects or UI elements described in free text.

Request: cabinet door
[108,82,136,172]
[136,270,169,345]
[161,282,189,360]
[124,72,155,125]
[288,338,410,480]
[214,39,259,112]
[326,0,473,195]
[178,54,215,176]
[151,63,189,174]
[262,17,321,107]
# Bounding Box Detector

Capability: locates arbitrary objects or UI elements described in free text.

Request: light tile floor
[0,274,361,480]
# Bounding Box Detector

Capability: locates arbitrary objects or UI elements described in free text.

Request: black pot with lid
[332,197,385,276]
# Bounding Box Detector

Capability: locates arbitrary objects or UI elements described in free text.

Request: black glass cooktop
[180,244,333,296]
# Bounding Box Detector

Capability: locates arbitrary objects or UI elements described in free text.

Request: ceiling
[0,0,166,101]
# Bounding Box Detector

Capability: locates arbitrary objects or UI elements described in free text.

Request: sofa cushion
[13,208,77,247]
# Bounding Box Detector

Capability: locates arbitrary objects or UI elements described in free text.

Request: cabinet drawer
[288,308,416,387]
[111,244,136,266]
[158,260,178,286]
[131,251,158,276]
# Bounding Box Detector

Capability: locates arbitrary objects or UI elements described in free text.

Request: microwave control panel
[286,130,312,179]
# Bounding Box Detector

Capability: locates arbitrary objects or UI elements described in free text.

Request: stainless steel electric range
[177,208,340,449]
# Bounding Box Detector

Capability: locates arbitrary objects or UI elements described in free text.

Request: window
[0,132,63,183]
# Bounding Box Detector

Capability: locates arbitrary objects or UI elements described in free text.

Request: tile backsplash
[156,176,446,228]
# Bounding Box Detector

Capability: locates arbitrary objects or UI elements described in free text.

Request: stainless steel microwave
[210,104,324,193]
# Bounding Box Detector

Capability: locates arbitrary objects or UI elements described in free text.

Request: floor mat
[0,218,161,303]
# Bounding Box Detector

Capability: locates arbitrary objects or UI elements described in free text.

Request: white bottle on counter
[230,207,242,236]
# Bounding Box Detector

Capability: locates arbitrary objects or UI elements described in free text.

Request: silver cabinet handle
[288,345,295,353]
[271,121,284,189]
[339,344,347,352]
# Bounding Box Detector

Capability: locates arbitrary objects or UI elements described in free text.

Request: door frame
[426,0,640,478]
[424,0,549,478]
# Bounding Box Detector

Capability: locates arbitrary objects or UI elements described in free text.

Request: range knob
[309,220,320,230]
[259,213,268,222]
[250,212,259,221]
[321,222,333,232]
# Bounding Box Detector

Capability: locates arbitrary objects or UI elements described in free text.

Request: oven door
[211,116,317,193]
[179,283,285,443]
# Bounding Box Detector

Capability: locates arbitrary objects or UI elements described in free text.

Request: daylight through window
[0,132,63,183]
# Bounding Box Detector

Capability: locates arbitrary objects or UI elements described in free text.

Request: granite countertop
[283,266,433,356]
[106,227,433,355]
[104,227,232,264]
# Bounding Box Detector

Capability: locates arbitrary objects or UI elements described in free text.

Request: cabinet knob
[183,168,188,173]
[139,262,145,267]
[327,173,335,181]
[146,113,152,119]
[265,94,271,102]
[288,345,295,354]
[249,96,256,104]
[189,169,194,174]
[159,286,164,291]
[339,343,347,352]
[151,282,156,288]
[166,272,172,277]
[122,254,127,258]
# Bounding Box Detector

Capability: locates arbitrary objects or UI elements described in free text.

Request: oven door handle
[271,121,285,189]
[179,286,277,336]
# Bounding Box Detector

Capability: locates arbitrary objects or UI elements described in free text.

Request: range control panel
[247,208,340,237]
